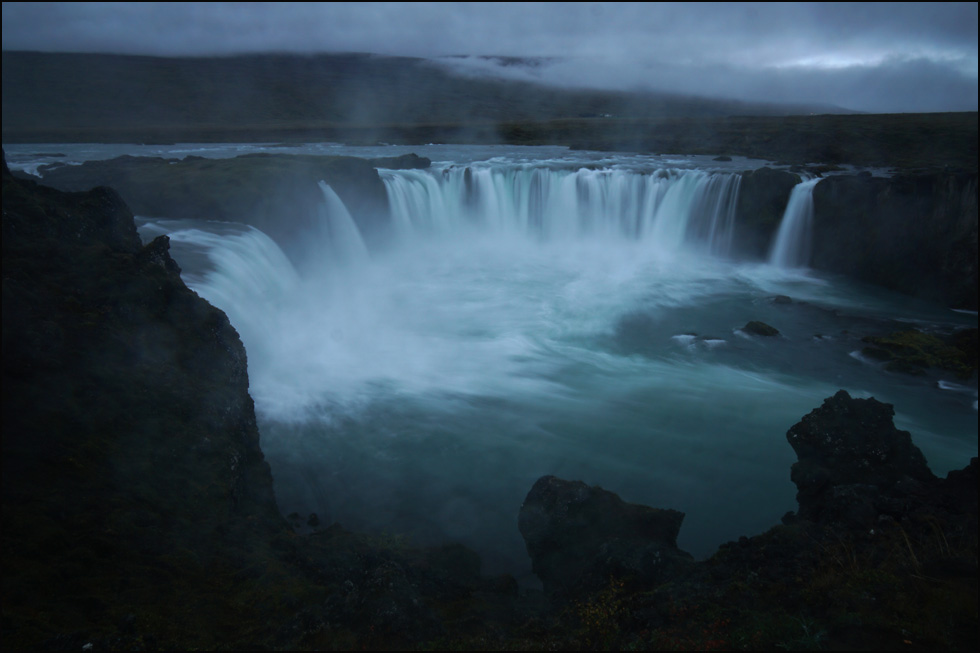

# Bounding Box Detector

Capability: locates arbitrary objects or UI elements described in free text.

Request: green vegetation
[862,328,978,377]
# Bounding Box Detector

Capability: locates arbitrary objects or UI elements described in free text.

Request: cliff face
[733,167,800,258]
[811,172,979,310]
[28,152,429,252]
[2,154,286,646]
[729,166,978,309]
[0,151,519,650]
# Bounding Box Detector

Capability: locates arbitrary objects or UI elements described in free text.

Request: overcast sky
[2,2,977,113]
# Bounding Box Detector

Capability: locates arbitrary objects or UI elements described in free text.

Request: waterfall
[379,165,741,256]
[769,178,820,268]
[315,180,370,268]
[138,147,976,579]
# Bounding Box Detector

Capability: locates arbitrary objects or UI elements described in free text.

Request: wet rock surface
[742,320,780,336]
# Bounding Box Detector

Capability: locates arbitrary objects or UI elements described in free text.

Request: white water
[314,181,370,269]
[382,165,741,256]
[769,177,820,268]
[29,144,973,583]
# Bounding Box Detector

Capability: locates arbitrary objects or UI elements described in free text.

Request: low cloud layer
[2,2,976,113]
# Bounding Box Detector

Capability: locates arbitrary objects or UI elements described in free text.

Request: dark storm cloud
[2,2,976,112]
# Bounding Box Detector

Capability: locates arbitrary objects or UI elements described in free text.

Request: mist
[3,2,977,113]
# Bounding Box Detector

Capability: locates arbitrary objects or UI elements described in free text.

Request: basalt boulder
[518,475,693,597]
[785,390,937,528]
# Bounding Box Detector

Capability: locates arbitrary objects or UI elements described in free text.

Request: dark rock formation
[366,152,431,169]
[786,390,936,527]
[811,171,978,310]
[733,167,800,258]
[742,320,780,336]
[729,166,977,309]
[2,151,283,526]
[2,150,291,645]
[2,151,518,650]
[518,475,692,597]
[516,392,976,649]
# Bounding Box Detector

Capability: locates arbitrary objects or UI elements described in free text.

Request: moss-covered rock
[862,328,978,377]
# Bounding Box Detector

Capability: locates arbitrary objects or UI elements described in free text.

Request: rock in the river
[742,320,780,336]
[518,475,692,597]
[861,328,977,378]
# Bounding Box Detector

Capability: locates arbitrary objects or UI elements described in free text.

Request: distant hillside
[2,50,847,142]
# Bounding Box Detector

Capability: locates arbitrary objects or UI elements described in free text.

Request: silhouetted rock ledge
[1,149,528,649]
[787,390,936,527]
[519,475,692,597]
[2,149,975,649]
[516,393,976,648]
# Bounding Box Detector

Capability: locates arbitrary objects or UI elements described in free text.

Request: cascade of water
[379,166,742,255]
[688,173,742,256]
[769,178,820,268]
[145,149,976,577]
[315,180,370,268]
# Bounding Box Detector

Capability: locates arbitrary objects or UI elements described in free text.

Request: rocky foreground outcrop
[1,152,513,650]
[787,390,936,527]
[518,391,976,648]
[2,155,975,649]
[519,476,692,597]
[2,150,288,646]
